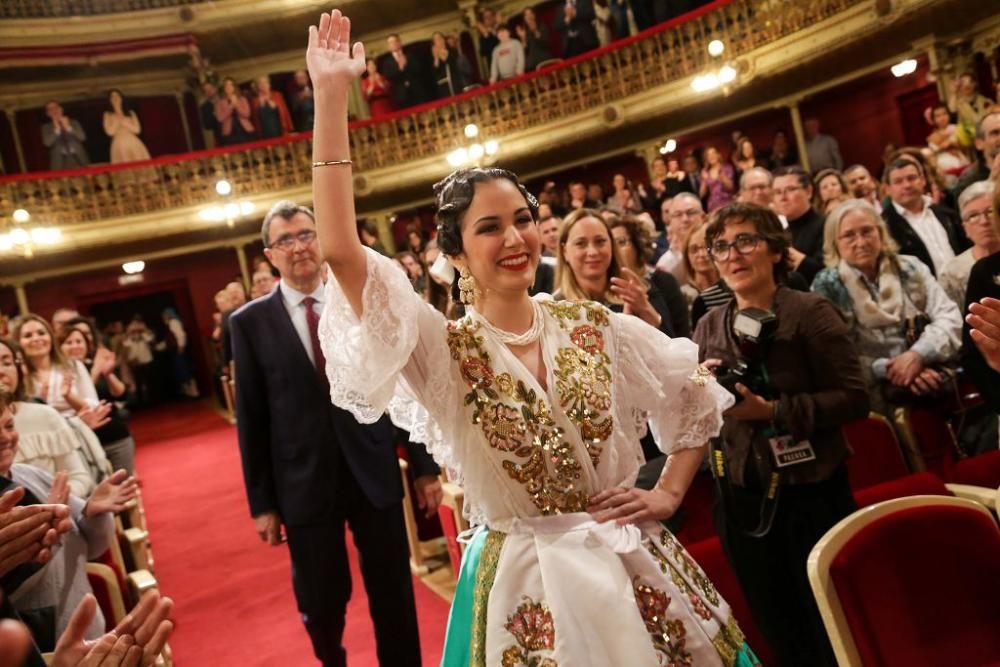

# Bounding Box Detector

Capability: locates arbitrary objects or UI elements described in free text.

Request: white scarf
[837,256,906,329]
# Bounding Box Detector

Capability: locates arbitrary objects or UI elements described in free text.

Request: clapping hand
[306,10,366,91]
[967,297,1000,373]
[85,470,138,517]
[47,472,71,506]
[0,487,71,577]
[77,401,112,430]
[93,347,117,376]
[611,268,659,328]
[52,591,174,667]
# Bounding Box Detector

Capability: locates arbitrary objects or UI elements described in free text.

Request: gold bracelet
[312,159,353,168]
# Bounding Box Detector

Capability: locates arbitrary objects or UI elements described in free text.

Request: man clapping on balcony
[41,101,89,171]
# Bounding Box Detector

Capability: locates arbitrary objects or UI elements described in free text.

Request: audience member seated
[42,101,90,171]
[812,168,849,214]
[804,117,843,173]
[844,164,882,213]
[250,268,277,299]
[214,77,257,146]
[359,220,389,256]
[654,192,704,283]
[699,146,736,212]
[812,200,962,415]
[251,75,293,139]
[766,129,797,171]
[953,110,1000,199]
[382,33,433,109]
[50,310,81,340]
[431,32,473,98]
[554,209,673,336]
[946,72,996,149]
[1,389,137,651]
[962,185,1000,412]
[604,173,641,214]
[773,165,825,283]
[881,157,967,277]
[939,181,999,307]
[288,69,315,133]
[889,146,956,210]
[567,180,599,210]
[489,25,525,84]
[59,326,136,476]
[103,90,150,166]
[0,339,96,498]
[198,80,223,147]
[732,136,759,176]
[362,58,394,118]
[608,213,689,337]
[554,0,599,58]
[518,8,554,71]
[693,202,868,666]
[537,213,561,261]
[737,167,775,210]
[395,251,427,294]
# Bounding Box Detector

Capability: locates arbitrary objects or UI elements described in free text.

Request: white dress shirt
[279,280,325,365]
[892,196,955,274]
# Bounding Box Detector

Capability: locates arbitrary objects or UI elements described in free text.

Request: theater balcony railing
[2,0,208,19]
[0,0,865,257]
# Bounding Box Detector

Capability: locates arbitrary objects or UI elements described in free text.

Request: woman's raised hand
[306,10,366,91]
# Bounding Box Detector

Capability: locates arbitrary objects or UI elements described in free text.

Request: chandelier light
[122,261,145,274]
[447,124,500,168]
[0,208,61,258]
[659,138,677,155]
[890,59,917,78]
[707,40,725,58]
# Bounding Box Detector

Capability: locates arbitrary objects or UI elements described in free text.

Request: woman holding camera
[811,200,962,415]
[692,202,869,666]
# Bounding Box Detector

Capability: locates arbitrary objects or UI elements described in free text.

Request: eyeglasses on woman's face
[962,207,994,225]
[707,233,762,261]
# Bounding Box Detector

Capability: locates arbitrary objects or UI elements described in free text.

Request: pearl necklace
[472,299,545,346]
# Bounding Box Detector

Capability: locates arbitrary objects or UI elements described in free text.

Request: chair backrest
[686,537,774,666]
[86,562,128,631]
[842,413,909,491]
[949,449,1000,489]
[437,482,467,576]
[808,495,1000,666]
[852,471,951,509]
[893,406,959,477]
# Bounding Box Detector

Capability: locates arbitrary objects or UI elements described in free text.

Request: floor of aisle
[130,401,450,666]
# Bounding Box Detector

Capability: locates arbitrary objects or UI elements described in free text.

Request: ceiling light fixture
[890,59,917,78]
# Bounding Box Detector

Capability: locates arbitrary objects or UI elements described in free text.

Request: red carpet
[131,402,450,666]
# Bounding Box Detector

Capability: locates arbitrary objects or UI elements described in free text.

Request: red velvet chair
[842,413,909,491]
[893,406,960,477]
[437,482,468,579]
[808,496,1000,666]
[686,537,774,666]
[948,449,1000,489]
[852,471,951,509]
[675,469,717,546]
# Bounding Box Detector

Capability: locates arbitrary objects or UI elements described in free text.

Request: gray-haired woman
[811,199,962,413]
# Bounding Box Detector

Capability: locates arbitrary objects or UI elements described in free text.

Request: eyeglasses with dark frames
[707,233,763,261]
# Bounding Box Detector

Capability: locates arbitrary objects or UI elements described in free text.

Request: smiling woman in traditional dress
[306,9,758,666]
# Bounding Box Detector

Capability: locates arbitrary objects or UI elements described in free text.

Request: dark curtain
[183,91,205,151]
[0,112,21,175]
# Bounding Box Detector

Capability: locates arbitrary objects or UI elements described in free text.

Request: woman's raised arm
[307,9,368,315]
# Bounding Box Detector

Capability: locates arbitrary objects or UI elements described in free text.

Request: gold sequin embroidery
[658,530,720,607]
[470,531,506,667]
[712,614,748,667]
[633,577,693,666]
[501,597,557,667]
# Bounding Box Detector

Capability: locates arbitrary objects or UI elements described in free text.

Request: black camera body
[714,307,778,404]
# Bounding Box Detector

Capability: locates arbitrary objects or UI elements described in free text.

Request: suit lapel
[266,288,322,382]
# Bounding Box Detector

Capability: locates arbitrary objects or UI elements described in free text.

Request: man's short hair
[261,200,315,247]
[671,192,704,212]
[739,167,773,190]
[976,111,1000,140]
[958,180,996,215]
[882,157,922,184]
[772,165,811,190]
[844,164,869,176]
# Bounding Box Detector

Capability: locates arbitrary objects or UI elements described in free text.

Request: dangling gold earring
[458,267,479,304]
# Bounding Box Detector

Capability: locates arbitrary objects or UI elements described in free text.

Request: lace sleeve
[612,313,733,455]
[318,248,462,476]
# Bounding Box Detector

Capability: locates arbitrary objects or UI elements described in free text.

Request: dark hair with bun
[433,167,539,258]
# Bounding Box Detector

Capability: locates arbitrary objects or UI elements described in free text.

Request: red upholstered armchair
[892,406,960,477]
[842,413,909,492]
[808,496,1000,666]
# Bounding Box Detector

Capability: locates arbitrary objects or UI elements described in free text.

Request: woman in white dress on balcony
[308,10,759,666]
[103,89,151,165]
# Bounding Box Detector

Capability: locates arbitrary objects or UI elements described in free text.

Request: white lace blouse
[319,248,732,526]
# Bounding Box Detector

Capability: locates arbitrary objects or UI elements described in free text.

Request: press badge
[768,435,816,467]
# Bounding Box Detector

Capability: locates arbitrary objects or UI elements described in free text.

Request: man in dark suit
[41,101,89,171]
[881,158,968,276]
[381,34,433,109]
[232,201,441,667]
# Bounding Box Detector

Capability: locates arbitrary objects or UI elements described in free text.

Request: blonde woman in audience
[0,338,98,498]
[12,315,97,418]
[1,389,137,651]
[939,180,998,307]
[811,200,962,414]
[680,221,721,306]
[306,12,755,663]
[812,168,849,214]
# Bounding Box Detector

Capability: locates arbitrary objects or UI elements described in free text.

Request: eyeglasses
[962,208,994,225]
[270,229,317,251]
[837,226,879,244]
[707,233,762,261]
[669,209,703,219]
[773,185,804,197]
[688,243,708,256]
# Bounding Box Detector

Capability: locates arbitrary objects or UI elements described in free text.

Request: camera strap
[709,437,781,538]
